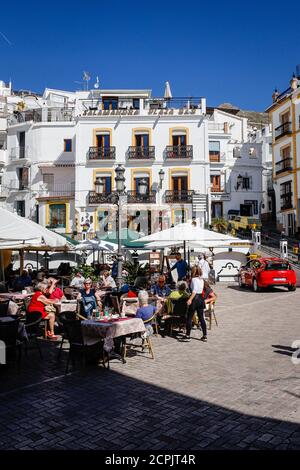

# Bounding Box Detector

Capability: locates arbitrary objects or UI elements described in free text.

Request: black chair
[65,320,109,374]
[0,300,10,317]
[0,318,21,364]
[0,282,8,293]
[24,311,43,359]
[166,298,188,336]
[56,310,77,360]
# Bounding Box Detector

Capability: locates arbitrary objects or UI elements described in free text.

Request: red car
[238,257,297,292]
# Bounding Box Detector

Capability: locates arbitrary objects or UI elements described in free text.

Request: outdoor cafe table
[56,300,78,314]
[0,293,33,301]
[81,317,146,351]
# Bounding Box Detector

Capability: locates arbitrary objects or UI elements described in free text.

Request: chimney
[272,88,279,102]
[290,73,298,91]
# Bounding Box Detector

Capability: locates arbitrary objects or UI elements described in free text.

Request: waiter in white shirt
[198,254,211,280]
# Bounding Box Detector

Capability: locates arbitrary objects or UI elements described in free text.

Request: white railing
[38,182,75,197]
[9,146,29,160]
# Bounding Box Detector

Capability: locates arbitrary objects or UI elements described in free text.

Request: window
[0,132,6,150]
[280,181,292,210]
[102,97,118,110]
[172,134,186,146]
[233,147,241,158]
[209,141,220,162]
[64,139,72,152]
[19,131,25,158]
[174,209,186,225]
[242,177,252,190]
[134,133,149,148]
[281,111,290,124]
[95,174,112,194]
[133,99,140,110]
[49,204,66,228]
[16,201,25,217]
[210,175,221,192]
[43,173,54,191]
[172,175,188,191]
[18,167,29,190]
[96,134,110,148]
[281,146,291,165]
[98,210,109,233]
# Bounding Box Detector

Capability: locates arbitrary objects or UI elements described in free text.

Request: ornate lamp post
[95,165,149,289]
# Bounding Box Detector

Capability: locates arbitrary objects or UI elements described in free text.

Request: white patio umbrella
[75,239,118,252]
[0,208,68,250]
[164,81,172,99]
[136,223,246,244]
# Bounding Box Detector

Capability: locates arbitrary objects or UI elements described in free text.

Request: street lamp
[159,169,165,189]
[138,178,148,196]
[94,177,105,195]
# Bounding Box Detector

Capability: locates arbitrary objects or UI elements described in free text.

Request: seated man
[99,270,116,289]
[13,269,32,292]
[150,274,171,298]
[70,271,85,288]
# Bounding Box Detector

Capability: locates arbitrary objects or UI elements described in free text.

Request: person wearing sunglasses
[77,278,102,319]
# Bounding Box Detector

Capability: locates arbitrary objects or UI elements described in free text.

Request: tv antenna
[83,71,91,91]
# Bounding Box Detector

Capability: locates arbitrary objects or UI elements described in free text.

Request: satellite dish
[94,76,100,89]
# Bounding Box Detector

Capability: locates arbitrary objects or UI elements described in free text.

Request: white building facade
[207,108,273,222]
[2,86,210,239]
[267,73,300,237]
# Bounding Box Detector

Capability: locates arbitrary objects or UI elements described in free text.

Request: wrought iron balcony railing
[88,191,114,204]
[275,158,292,175]
[128,146,155,159]
[165,190,194,203]
[88,146,116,160]
[126,191,156,203]
[275,122,292,140]
[165,145,193,159]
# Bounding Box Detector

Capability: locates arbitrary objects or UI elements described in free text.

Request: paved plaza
[1,282,300,450]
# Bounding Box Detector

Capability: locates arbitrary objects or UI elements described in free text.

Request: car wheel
[252,278,260,292]
[288,285,296,291]
[238,276,245,288]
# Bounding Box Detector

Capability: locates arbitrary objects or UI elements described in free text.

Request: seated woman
[202,280,217,308]
[77,278,102,319]
[28,282,59,340]
[47,277,65,302]
[135,290,156,336]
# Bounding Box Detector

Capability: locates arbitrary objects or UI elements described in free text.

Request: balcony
[9,146,30,161]
[38,183,75,198]
[128,146,155,160]
[127,191,156,203]
[280,192,293,211]
[8,107,75,125]
[165,145,193,159]
[165,190,194,203]
[275,158,292,175]
[88,191,114,204]
[275,122,292,140]
[87,146,116,161]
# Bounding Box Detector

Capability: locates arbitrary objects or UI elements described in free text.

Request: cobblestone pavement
[1,283,300,450]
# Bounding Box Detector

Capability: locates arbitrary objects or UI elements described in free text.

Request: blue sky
[1,0,300,111]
